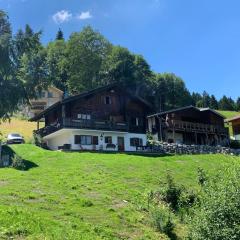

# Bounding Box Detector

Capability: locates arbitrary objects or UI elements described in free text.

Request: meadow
[0,118,44,142]
[0,144,239,239]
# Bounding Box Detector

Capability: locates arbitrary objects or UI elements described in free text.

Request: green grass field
[0,144,239,239]
[217,110,240,119]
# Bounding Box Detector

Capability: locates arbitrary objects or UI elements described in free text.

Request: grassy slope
[217,110,240,119]
[0,118,44,142]
[0,144,239,239]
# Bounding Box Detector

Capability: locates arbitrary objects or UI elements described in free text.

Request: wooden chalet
[30,84,153,151]
[147,106,229,146]
[225,115,240,140]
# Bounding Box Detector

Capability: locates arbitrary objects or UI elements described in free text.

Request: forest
[0,9,239,120]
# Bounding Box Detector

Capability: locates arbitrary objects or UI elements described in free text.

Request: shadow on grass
[2,145,38,171]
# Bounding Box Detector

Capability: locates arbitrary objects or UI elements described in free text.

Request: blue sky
[1,0,240,99]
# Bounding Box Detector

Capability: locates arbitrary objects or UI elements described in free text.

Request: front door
[117,137,125,151]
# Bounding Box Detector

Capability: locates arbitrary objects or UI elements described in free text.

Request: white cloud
[77,11,93,20]
[52,10,72,24]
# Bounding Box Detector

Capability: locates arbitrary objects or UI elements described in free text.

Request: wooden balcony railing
[165,120,228,135]
[35,118,145,137]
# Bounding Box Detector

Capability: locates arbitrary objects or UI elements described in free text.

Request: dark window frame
[74,135,93,145]
[105,136,112,144]
[104,96,111,105]
[130,138,143,147]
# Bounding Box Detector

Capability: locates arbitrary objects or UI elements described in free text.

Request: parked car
[7,133,25,144]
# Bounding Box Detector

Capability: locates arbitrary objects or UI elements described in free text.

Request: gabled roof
[29,84,153,121]
[199,108,225,119]
[48,86,64,94]
[225,115,240,123]
[147,105,225,119]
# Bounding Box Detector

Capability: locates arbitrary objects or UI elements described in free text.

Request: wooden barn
[147,106,229,146]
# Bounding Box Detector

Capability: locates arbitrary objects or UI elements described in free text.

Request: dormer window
[104,96,111,105]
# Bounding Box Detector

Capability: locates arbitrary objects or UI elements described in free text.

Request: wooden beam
[195,132,197,145]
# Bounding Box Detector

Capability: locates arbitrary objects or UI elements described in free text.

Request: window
[104,96,111,105]
[77,114,91,120]
[131,117,141,126]
[130,138,143,147]
[48,92,53,98]
[74,135,92,145]
[105,136,112,144]
[37,91,45,98]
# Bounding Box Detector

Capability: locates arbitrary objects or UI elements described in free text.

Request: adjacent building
[147,106,229,146]
[23,86,63,118]
[30,84,152,151]
[225,115,240,140]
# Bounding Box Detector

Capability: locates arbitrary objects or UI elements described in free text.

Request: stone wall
[145,143,240,156]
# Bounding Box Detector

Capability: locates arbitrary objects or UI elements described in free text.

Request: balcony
[35,118,133,137]
[165,120,228,135]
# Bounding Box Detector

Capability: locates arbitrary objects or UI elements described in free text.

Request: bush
[189,163,240,240]
[197,167,208,186]
[151,207,175,238]
[159,173,183,211]
[11,155,26,170]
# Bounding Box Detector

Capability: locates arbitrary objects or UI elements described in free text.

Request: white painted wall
[43,129,147,151]
[234,134,240,141]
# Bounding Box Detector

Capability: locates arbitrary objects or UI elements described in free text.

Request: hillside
[217,110,240,119]
[0,118,44,142]
[0,144,239,239]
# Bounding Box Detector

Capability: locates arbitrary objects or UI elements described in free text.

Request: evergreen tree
[219,95,236,111]
[236,97,240,111]
[192,92,202,106]
[56,28,64,40]
[209,95,219,109]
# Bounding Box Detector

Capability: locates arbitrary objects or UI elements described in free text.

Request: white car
[7,133,25,144]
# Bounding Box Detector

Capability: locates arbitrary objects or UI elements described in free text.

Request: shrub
[151,207,175,238]
[189,163,240,240]
[159,173,182,211]
[11,155,26,170]
[197,167,208,186]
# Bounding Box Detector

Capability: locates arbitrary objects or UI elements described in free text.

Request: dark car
[7,133,25,144]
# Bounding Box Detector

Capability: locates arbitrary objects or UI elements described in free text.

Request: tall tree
[66,26,112,94]
[191,92,203,106]
[209,95,219,109]
[219,95,236,111]
[0,10,21,120]
[151,73,192,111]
[236,97,240,111]
[46,39,67,91]
[56,28,64,40]
[14,24,49,100]
[14,24,42,67]
[101,46,136,86]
